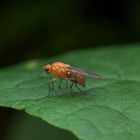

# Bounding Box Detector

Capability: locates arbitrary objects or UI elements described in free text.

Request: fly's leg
[75,83,82,92]
[69,81,76,96]
[58,79,63,89]
[69,81,79,97]
[58,79,69,90]
[66,80,68,89]
[48,82,51,95]
[47,77,57,96]
[70,81,75,89]
[52,80,54,90]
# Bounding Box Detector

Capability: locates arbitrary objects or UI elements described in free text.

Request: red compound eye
[43,64,51,73]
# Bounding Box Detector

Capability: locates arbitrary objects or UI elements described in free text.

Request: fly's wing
[69,66,101,80]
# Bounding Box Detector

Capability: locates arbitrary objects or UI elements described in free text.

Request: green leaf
[1,45,140,140]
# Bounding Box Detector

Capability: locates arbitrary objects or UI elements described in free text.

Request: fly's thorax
[51,62,70,78]
[52,62,70,67]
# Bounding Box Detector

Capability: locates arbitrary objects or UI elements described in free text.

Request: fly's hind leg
[69,81,77,96]
[75,83,82,92]
[70,81,75,89]
[48,77,57,96]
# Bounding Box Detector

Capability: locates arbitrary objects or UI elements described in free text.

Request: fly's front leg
[48,82,51,94]
[48,77,57,96]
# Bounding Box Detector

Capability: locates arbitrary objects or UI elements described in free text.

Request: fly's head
[43,64,52,74]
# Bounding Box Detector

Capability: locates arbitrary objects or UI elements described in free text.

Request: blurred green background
[0,0,140,140]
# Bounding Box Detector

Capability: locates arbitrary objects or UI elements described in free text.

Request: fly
[43,62,101,95]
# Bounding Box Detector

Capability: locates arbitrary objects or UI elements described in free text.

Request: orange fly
[43,62,101,95]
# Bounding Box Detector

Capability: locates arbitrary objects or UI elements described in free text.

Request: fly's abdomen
[68,71,85,87]
[76,75,85,87]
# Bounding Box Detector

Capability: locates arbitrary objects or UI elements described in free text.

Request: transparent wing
[69,66,101,80]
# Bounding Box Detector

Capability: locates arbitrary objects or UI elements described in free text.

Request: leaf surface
[1,45,140,140]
